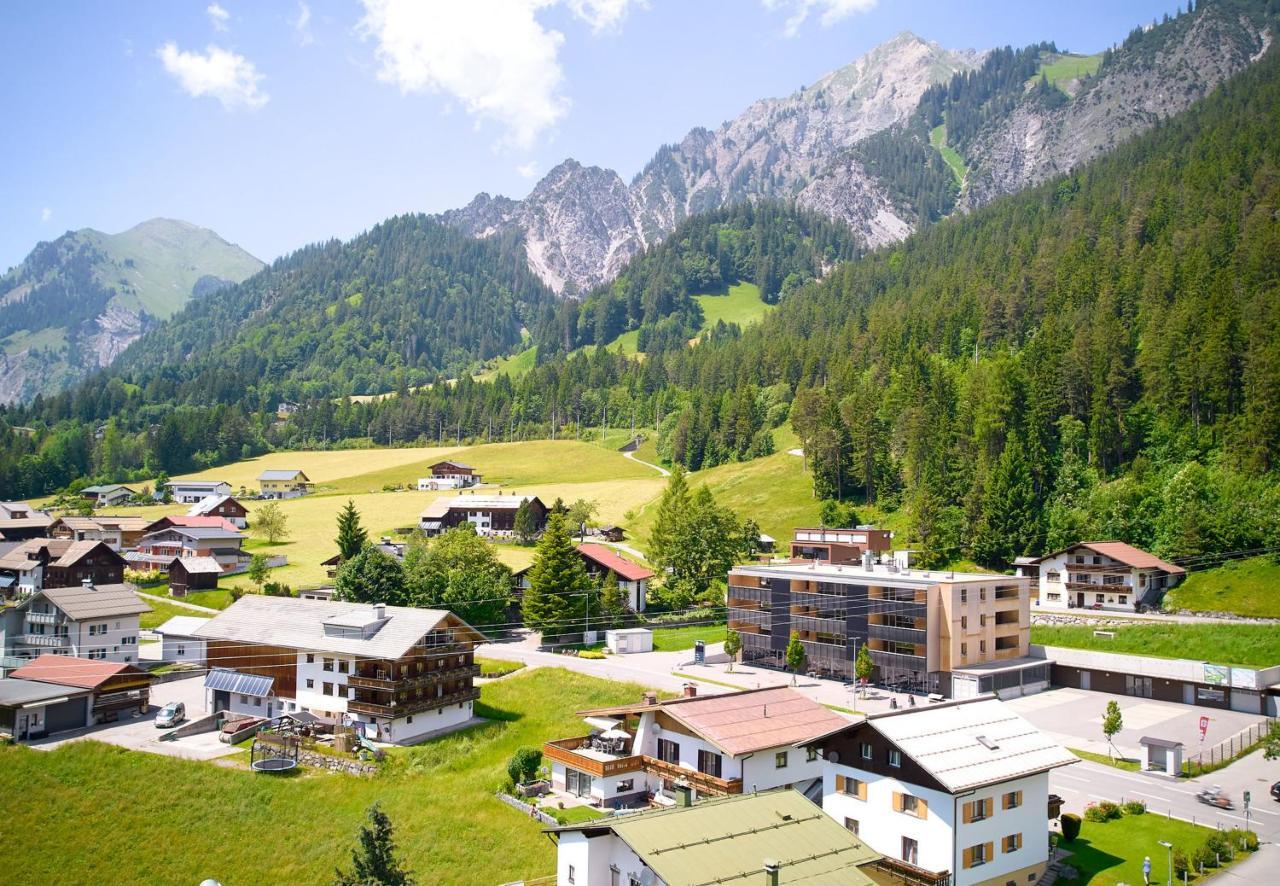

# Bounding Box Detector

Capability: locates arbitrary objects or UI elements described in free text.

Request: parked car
[155,702,185,729]
[1270,781,1280,802]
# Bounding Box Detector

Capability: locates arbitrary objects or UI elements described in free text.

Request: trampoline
[250,730,301,773]
[251,756,298,773]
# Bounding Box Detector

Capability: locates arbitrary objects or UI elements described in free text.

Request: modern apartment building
[727,558,1043,697]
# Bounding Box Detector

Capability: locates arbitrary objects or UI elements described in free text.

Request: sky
[0,0,1184,271]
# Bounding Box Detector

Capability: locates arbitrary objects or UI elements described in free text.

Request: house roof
[0,677,93,706]
[420,494,543,519]
[1028,541,1185,574]
[187,495,245,518]
[0,538,122,572]
[153,615,212,637]
[0,516,54,533]
[430,460,474,470]
[166,480,229,489]
[171,556,223,574]
[87,516,150,531]
[32,584,151,620]
[142,526,246,542]
[81,484,134,495]
[0,501,46,518]
[191,595,485,659]
[10,654,150,690]
[549,789,879,886]
[258,469,309,481]
[580,687,851,758]
[857,697,1077,793]
[576,544,653,582]
[154,514,241,532]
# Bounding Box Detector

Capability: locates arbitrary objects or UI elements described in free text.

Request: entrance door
[1076,592,1086,608]
[566,768,593,797]
[1080,671,1091,691]
[17,713,29,741]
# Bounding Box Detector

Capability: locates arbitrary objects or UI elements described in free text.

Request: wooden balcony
[349,664,480,691]
[642,755,743,796]
[347,687,480,718]
[543,736,645,778]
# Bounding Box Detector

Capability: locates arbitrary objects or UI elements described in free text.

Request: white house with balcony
[1023,541,1185,612]
[543,685,850,809]
[805,696,1076,886]
[8,582,150,664]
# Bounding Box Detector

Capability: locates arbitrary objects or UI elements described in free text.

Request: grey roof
[258,469,308,481]
[166,480,229,489]
[0,678,92,706]
[205,668,274,697]
[1140,736,1184,749]
[172,556,223,575]
[187,494,241,516]
[143,526,246,542]
[420,494,542,519]
[153,615,212,637]
[191,595,484,659]
[81,484,134,495]
[867,697,1077,792]
[33,584,151,621]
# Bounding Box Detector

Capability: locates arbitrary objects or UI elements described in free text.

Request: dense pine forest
[4,37,1280,570]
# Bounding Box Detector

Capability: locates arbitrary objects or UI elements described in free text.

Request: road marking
[1057,773,1092,784]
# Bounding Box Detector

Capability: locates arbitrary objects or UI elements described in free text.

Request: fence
[223,554,288,576]
[495,791,559,827]
[1184,718,1277,776]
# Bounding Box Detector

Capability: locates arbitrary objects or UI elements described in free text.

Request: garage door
[44,697,89,734]
[1230,689,1262,714]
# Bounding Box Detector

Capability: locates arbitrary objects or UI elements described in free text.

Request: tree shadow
[1058,838,1126,884]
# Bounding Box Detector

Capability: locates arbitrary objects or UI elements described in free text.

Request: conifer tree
[334,803,415,886]
[522,512,590,638]
[336,499,369,561]
[598,570,629,628]
[972,434,1040,567]
[648,465,691,569]
[513,498,539,545]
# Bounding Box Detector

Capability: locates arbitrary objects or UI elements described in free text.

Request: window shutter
[984,798,994,818]
[962,801,973,824]
[916,797,928,819]
[962,847,973,869]
[1016,790,1023,808]
[985,842,994,862]
[836,774,846,794]
[857,780,867,801]
[893,792,903,813]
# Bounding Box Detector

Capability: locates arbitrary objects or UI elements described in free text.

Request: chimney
[643,691,657,705]
[763,860,781,886]
[373,603,386,619]
[81,578,95,591]
[675,782,693,808]
[683,683,697,698]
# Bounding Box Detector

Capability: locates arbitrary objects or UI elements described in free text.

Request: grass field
[1163,556,1280,617]
[1037,52,1103,91]
[694,282,773,332]
[929,122,967,184]
[0,668,644,885]
[179,589,234,610]
[650,622,727,652]
[1057,810,1252,885]
[137,596,205,631]
[174,446,466,492]
[1031,623,1280,668]
[475,344,538,381]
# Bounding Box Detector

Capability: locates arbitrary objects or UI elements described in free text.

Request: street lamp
[1158,840,1173,886]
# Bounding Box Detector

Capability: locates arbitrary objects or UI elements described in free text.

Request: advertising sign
[1202,663,1230,686]
[1230,668,1259,690]
[1199,715,1210,739]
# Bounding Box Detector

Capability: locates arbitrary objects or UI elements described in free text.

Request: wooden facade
[205,639,300,698]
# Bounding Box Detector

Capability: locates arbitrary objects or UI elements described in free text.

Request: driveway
[1004,687,1267,760]
[28,674,241,761]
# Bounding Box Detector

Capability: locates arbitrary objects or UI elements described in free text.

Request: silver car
[155,702,185,728]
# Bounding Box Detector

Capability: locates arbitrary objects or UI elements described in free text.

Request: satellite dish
[652,723,661,734]
[827,750,839,764]
[640,871,656,886]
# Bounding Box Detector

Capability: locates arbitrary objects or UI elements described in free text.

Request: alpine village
[4,2,1280,884]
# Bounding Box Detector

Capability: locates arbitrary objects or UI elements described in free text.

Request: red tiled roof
[1031,541,1184,575]
[576,543,653,582]
[10,654,149,689]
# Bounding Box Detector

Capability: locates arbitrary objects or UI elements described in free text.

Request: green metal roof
[553,790,880,886]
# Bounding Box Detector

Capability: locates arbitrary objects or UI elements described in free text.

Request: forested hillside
[5,41,1280,572]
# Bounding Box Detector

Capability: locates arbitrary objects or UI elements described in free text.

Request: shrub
[1227,828,1259,851]
[1193,844,1217,870]
[1203,831,1228,857]
[125,568,166,586]
[1173,849,1190,878]
[506,746,543,786]
[1121,800,1147,815]
[1085,801,1121,822]
[1060,813,1081,842]
[578,649,606,660]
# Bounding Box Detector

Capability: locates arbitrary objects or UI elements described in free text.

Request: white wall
[377,699,473,744]
[160,634,206,664]
[70,613,141,663]
[293,650,354,714]
[557,831,655,886]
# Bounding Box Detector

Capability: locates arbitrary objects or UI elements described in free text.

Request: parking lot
[1005,687,1267,759]
[28,674,241,762]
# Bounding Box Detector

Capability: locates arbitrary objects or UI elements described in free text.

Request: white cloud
[157,42,269,110]
[763,0,877,37]
[357,0,641,151]
[40,207,52,223]
[516,161,540,179]
[206,3,230,32]
[294,2,314,46]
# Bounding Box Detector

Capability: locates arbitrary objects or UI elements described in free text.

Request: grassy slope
[694,282,773,331]
[0,669,642,885]
[1036,52,1103,91]
[1030,623,1280,668]
[137,596,205,631]
[173,445,469,492]
[475,344,539,381]
[929,123,967,185]
[1163,556,1280,617]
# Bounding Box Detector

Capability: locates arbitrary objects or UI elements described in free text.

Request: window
[979,640,986,654]
[1075,555,1084,564]
[844,817,860,835]
[568,864,575,884]
[961,615,968,630]
[960,589,968,603]
[406,715,413,724]
[1046,593,1061,602]
[807,746,819,763]
[775,751,788,769]
[964,842,993,868]
[960,642,968,657]
[323,658,334,672]
[860,742,872,760]
[888,749,901,768]
[616,779,634,793]
[836,775,866,800]
[1095,593,1105,604]
[1003,833,1023,853]
[1046,570,1061,582]
[1072,573,1091,584]
[610,867,620,886]
[894,793,925,818]
[1092,556,1101,565]
[698,750,723,778]
[323,682,333,696]
[306,653,315,664]
[979,613,987,627]
[902,837,919,865]
[177,644,186,656]
[1103,574,1124,586]
[338,660,350,674]
[964,798,994,823]
[657,738,679,764]
[1002,790,1022,810]
[239,694,249,705]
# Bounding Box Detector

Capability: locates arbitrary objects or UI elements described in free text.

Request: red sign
[1199,716,1210,738]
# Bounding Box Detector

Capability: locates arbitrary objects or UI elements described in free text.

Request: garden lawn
[138,596,205,631]
[476,657,526,678]
[1164,556,1280,618]
[650,623,727,652]
[1068,748,1140,772]
[178,589,234,610]
[1030,623,1280,668]
[1058,811,1251,885]
[0,668,645,885]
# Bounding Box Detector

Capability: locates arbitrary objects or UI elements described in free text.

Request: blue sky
[0,0,1182,270]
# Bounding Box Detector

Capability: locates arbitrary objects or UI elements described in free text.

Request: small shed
[605,628,653,655]
[598,525,626,542]
[757,533,776,553]
[168,556,222,596]
[1139,736,1183,777]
